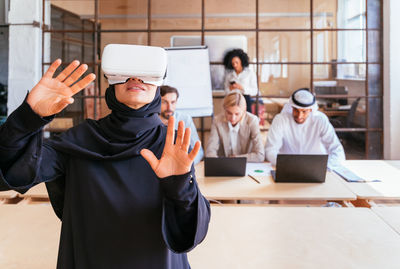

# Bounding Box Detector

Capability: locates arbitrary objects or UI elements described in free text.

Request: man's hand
[26,59,96,117]
[140,116,201,178]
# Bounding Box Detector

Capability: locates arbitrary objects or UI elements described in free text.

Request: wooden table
[372,206,400,235]
[18,183,49,199]
[188,206,400,269]
[1,204,399,268]
[340,160,400,201]
[0,204,60,268]
[0,190,18,200]
[195,162,356,202]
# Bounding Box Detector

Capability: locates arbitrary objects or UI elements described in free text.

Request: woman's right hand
[26,59,96,117]
[229,82,243,92]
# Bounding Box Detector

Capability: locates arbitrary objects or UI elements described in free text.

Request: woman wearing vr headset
[0,45,210,269]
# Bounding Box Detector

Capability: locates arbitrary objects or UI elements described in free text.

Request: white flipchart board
[164,46,213,117]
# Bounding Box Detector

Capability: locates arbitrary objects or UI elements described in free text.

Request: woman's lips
[127,85,145,91]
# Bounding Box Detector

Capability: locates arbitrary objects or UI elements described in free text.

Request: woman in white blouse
[223,49,258,113]
[206,92,264,162]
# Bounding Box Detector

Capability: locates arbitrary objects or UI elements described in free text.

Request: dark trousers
[244,94,252,113]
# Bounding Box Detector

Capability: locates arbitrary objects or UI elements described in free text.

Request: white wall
[384,0,400,159]
[7,0,43,115]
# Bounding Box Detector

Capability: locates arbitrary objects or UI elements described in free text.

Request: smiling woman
[0,44,210,269]
[114,77,158,109]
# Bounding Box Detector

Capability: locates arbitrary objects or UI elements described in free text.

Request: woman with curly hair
[223,49,258,112]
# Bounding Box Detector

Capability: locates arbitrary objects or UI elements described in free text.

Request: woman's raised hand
[140,116,201,178]
[27,59,96,117]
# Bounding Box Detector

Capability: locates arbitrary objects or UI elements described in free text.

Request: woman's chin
[120,96,150,109]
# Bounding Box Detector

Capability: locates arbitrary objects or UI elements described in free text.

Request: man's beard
[161,110,174,120]
[294,117,306,124]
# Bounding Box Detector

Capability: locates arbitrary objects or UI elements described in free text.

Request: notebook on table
[333,165,381,183]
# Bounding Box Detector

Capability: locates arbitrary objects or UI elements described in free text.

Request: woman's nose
[128,77,144,83]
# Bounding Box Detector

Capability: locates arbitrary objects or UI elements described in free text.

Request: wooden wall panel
[100,19,147,30]
[99,0,147,15]
[259,0,310,29]
[204,0,256,29]
[52,1,94,16]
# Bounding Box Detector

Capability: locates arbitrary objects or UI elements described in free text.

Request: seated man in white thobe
[160,85,204,164]
[265,88,345,169]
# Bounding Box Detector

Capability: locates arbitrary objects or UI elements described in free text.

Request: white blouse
[224,68,258,96]
[228,121,241,156]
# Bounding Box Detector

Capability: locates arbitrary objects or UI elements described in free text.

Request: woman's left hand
[140,116,201,178]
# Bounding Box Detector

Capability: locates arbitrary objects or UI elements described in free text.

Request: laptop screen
[273,154,328,183]
[204,157,247,177]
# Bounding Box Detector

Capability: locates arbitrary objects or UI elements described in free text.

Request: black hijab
[47,85,166,160]
[45,85,167,219]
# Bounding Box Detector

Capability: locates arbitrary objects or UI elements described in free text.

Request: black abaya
[0,87,210,269]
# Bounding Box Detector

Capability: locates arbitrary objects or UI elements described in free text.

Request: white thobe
[265,104,345,169]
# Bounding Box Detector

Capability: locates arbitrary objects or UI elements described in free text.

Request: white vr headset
[101,44,167,86]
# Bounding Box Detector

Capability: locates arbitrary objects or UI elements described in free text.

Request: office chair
[329,97,361,128]
[329,97,362,146]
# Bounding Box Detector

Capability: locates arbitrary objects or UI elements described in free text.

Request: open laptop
[204,157,247,177]
[271,154,328,183]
